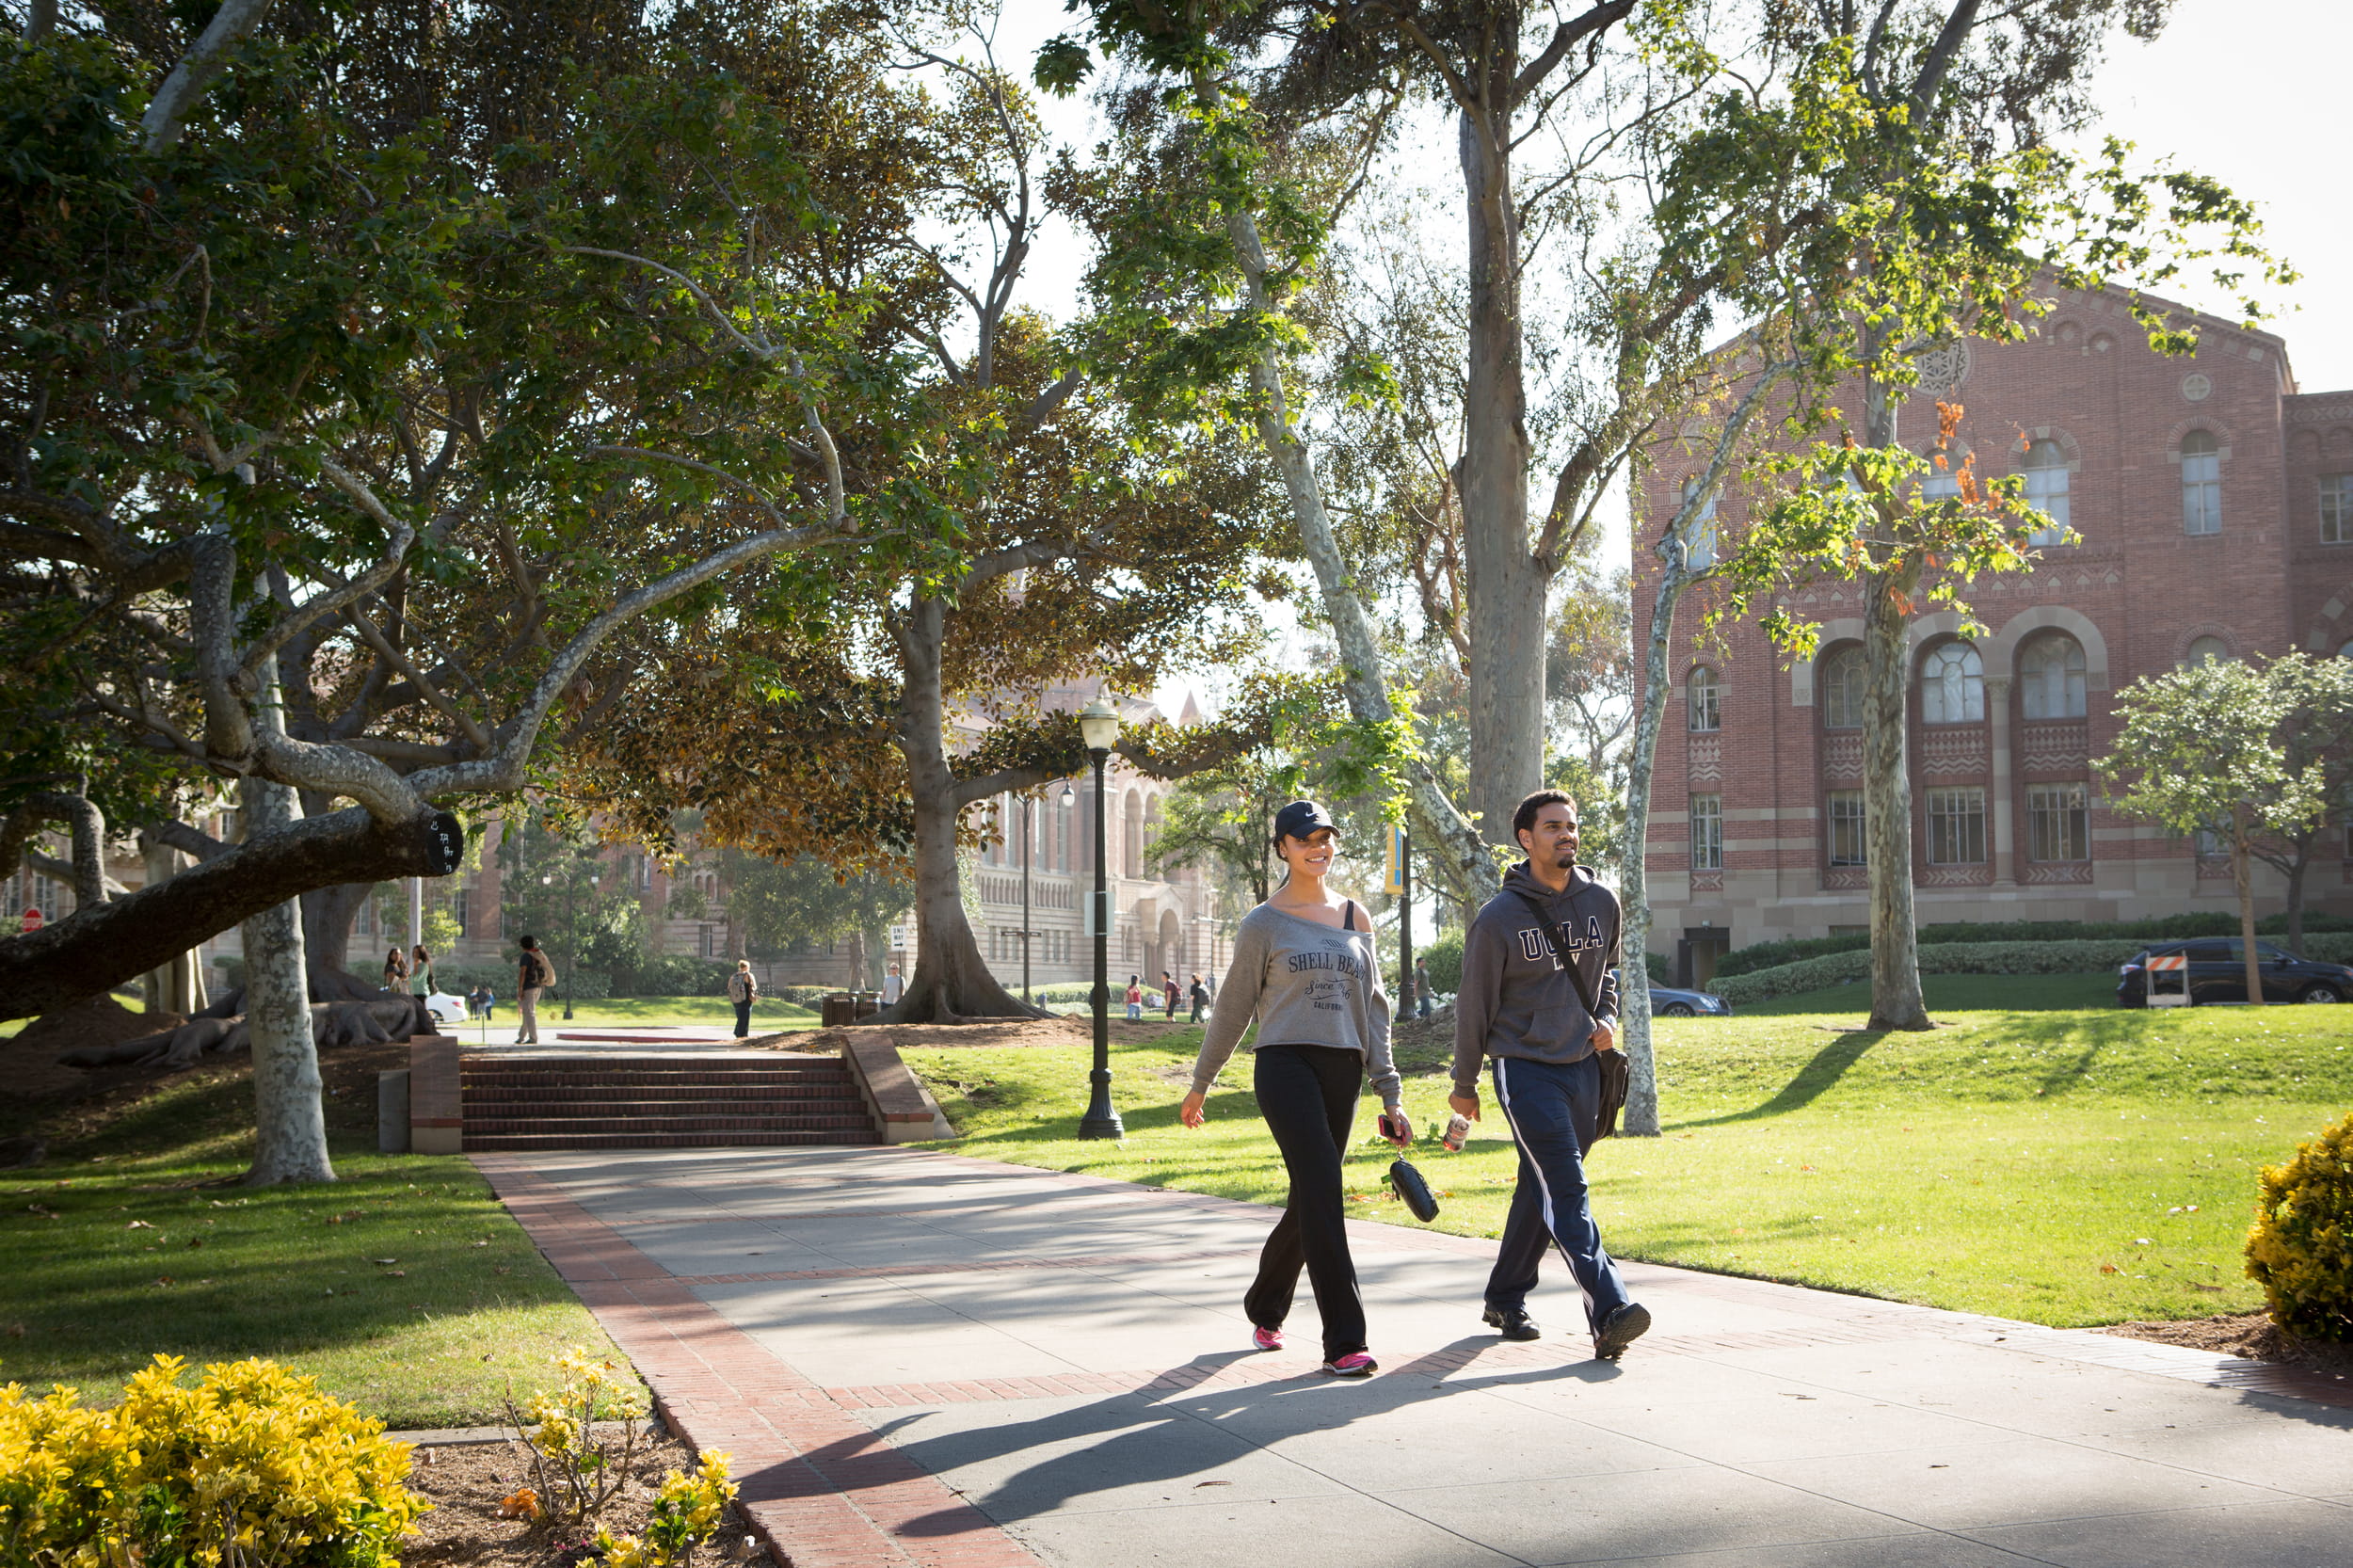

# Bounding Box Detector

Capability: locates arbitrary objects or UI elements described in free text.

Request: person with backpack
[1188,972,1209,1022]
[1179,800,1410,1378]
[1449,790,1647,1362]
[516,936,554,1045]
[728,959,760,1038]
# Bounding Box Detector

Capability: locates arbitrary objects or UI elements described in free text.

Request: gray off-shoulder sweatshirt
[1188,902,1401,1108]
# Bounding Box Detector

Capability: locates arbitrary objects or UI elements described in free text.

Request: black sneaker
[1593,1302,1651,1361]
[1481,1305,1541,1342]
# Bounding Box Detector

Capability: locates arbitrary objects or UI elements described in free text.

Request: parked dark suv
[2117,938,2353,1007]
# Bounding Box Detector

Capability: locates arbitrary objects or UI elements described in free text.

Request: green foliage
[1715,936,2353,1005]
[2246,1109,2353,1343]
[720,849,911,962]
[2097,657,2340,854]
[0,1353,425,1568]
[1718,914,2353,979]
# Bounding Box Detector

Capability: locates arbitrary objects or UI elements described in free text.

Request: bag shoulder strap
[1511,888,1602,1018]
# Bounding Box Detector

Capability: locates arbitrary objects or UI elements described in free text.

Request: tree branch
[140,0,278,154]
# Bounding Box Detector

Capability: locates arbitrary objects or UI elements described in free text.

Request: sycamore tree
[2095,656,2353,1008]
[1678,0,2283,1036]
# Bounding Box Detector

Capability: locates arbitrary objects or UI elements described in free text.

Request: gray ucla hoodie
[1449,860,1622,1096]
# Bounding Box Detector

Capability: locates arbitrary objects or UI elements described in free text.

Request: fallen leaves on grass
[500,1488,544,1522]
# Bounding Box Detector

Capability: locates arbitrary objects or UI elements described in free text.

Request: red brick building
[1635,287,2353,984]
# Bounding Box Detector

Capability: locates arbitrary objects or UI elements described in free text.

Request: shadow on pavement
[812,1337,1622,1532]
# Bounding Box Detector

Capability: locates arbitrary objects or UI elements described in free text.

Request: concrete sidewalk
[476,1146,2353,1568]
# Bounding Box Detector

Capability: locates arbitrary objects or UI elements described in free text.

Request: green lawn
[904,981,2351,1329]
[452,994,823,1032]
[0,1054,618,1427]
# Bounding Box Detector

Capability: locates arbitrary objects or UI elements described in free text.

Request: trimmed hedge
[1714,912,2353,980]
[1710,934,2353,1005]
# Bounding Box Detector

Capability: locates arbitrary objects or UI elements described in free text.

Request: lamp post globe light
[1077,697,1124,1140]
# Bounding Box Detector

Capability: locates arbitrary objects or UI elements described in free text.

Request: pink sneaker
[1321,1352,1377,1378]
[1251,1325,1283,1352]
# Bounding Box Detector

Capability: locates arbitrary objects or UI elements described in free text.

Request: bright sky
[977,0,2353,713]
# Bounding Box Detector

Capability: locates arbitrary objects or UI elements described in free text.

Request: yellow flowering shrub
[2246,1108,2353,1342]
[0,1354,424,1568]
[594,1449,737,1568]
[504,1346,649,1527]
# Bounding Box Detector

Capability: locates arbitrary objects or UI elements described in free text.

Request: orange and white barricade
[2145,952,2190,1008]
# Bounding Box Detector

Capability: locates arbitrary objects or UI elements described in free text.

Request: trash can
[822,993,856,1028]
[854,991,881,1019]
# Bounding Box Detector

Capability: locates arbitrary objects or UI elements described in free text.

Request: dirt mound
[5,996,185,1096]
[2104,1312,2353,1382]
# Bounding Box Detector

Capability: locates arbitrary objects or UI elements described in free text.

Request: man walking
[1414,956,1433,1019]
[1449,790,1648,1361]
[728,959,759,1038]
[516,936,552,1046]
[1188,971,1209,1022]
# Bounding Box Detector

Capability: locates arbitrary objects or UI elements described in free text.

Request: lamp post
[1019,793,1034,1003]
[1078,697,1124,1139]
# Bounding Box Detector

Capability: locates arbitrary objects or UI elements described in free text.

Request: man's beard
[1553,847,1578,868]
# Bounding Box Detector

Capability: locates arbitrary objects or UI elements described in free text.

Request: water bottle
[1442,1112,1472,1152]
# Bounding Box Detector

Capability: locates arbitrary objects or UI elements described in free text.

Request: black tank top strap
[1342,899,1359,931]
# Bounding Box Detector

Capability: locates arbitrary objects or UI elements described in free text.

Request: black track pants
[1243,1043,1369,1360]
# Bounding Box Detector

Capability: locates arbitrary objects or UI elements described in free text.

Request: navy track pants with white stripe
[1485,1052,1632,1332]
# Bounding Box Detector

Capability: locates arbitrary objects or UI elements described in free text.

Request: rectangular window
[1826,791,1867,866]
[1689,794,1722,871]
[1926,787,1986,865]
[2026,783,2089,863]
[2322,474,2353,545]
[453,888,471,936]
[2183,455,2220,536]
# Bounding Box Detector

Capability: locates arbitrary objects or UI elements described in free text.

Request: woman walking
[1125,975,1143,1020]
[1179,800,1407,1378]
[410,944,436,1034]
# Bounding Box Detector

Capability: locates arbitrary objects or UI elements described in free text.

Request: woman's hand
[1178,1090,1207,1128]
[1378,1109,1413,1147]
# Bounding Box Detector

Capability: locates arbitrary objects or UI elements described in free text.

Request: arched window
[2022,440,2070,545]
[1687,666,1721,731]
[1680,478,1718,569]
[2181,430,2221,536]
[1821,647,1865,729]
[1920,444,1965,501]
[2020,635,2087,720]
[1921,642,1985,724]
[2185,635,2233,668]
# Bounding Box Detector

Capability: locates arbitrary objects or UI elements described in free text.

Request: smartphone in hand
[1377,1112,1411,1146]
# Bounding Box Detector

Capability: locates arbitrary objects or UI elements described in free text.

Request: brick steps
[457,1054,880,1150]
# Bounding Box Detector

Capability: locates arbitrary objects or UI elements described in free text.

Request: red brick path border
[472,1153,1048,1568]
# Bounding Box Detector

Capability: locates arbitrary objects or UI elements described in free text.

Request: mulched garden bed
[2103,1310,2353,1386]
[402,1431,757,1568]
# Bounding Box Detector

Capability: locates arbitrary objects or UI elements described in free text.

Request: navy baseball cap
[1273,800,1337,841]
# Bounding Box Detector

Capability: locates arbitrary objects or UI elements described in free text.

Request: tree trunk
[1459,104,1545,847]
[1862,563,1930,1032]
[242,659,336,1186]
[877,595,1045,1024]
[1617,560,1692,1138]
[137,833,203,1016]
[2281,846,2310,955]
[300,881,370,979]
[1205,151,1497,913]
[2234,809,2265,1006]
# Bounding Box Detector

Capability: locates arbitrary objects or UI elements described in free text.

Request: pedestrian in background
[882,963,904,1006]
[410,944,436,1034]
[516,936,552,1045]
[728,959,759,1038]
[1161,970,1179,1018]
[1415,956,1433,1019]
[1125,975,1143,1019]
[1181,799,1408,1378]
[1189,972,1209,1022]
[381,946,408,993]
